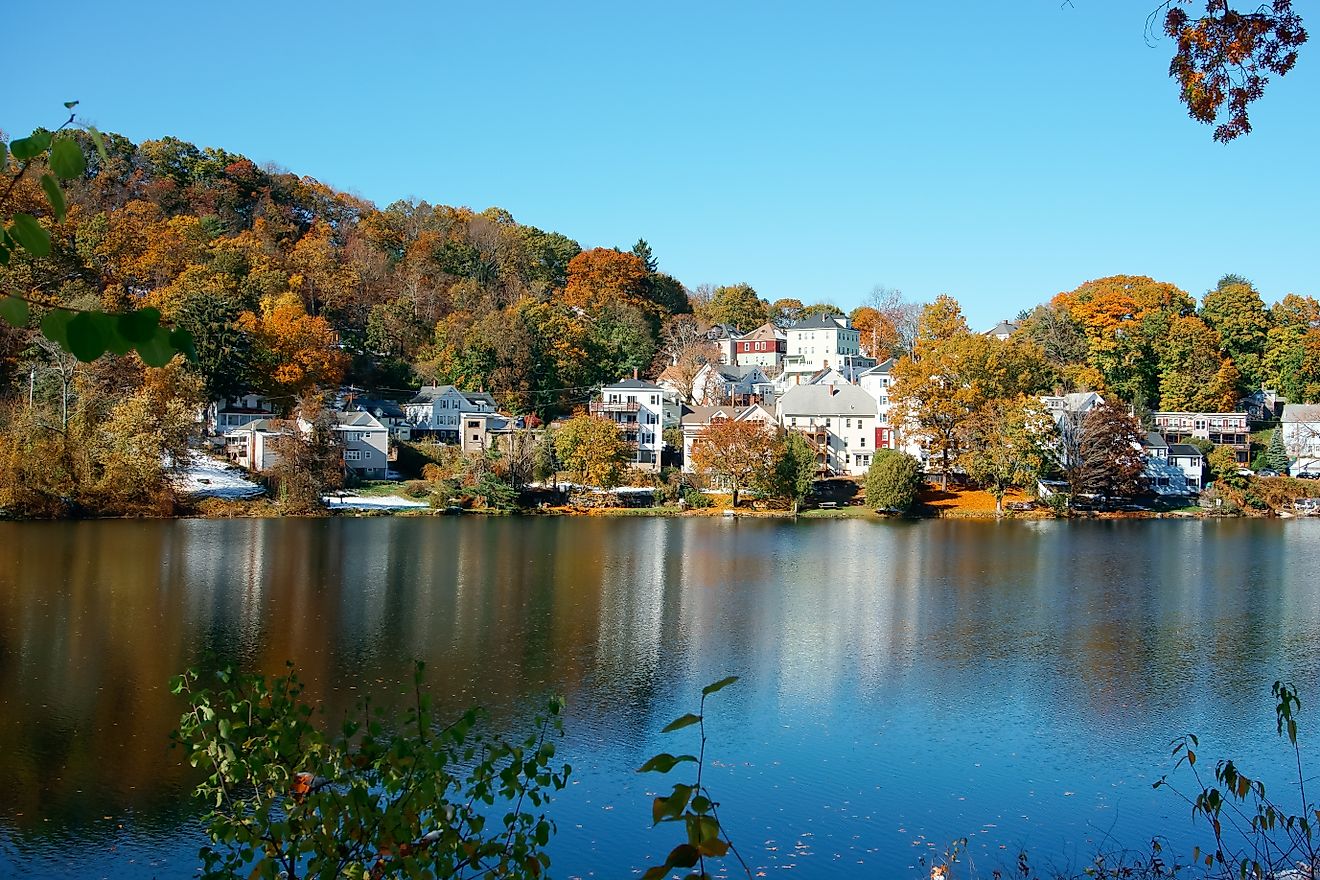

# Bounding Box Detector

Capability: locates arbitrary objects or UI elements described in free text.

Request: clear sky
[9,1,1319,329]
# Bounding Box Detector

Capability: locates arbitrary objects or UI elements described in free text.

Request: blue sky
[9,1,1318,329]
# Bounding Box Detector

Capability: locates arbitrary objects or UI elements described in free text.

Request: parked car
[1257,469,1280,477]
[1298,472,1320,480]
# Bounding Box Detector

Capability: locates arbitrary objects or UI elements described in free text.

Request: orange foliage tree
[689,419,777,508]
[563,248,649,313]
[240,293,348,399]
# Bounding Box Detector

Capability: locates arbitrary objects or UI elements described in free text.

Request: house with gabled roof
[691,362,772,405]
[984,320,1019,341]
[589,376,678,472]
[404,384,498,443]
[1281,403,1320,475]
[776,383,878,475]
[733,321,787,368]
[678,403,777,473]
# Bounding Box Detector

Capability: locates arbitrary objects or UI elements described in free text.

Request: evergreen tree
[1268,428,1291,472]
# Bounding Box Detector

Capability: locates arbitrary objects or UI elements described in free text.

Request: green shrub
[864,450,924,512]
[684,489,713,509]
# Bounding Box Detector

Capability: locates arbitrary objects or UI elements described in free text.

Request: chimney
[633,367,639,380]
[830,385,839,396]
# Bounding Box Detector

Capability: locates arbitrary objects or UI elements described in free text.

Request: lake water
[2,517,1318,878]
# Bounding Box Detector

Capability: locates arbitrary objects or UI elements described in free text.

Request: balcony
[590,401,641,414]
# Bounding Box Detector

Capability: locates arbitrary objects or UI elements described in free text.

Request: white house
[210,394,276,433]
[704,324,744,365]
[691,363,772,405]
[784,314,862,374]
[404,385,498,443]
[590,377,679,472]
[299,411,390,479]
[1167,443,1207,492]
[775,383,878,476]
[1152,411,1250,464]
[459,412,525,455]
[678,403,777,474]
[224,418,289,471]
[858,359,900,451]
[1140,432,1192,496]
[1281,403,1320,475]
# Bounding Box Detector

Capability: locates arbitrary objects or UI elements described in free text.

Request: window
[825,418,831,428]
[790,417,797,426]
[467,420,480,429]
[860,435,866,447]
[846,418,852,428]
[345,449,363,461]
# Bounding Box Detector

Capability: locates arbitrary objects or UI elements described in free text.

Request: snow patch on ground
[323,494,428,510]
[173,453,265,499]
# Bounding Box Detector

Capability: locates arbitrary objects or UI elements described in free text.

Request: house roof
[335,411,386,429]
[603,377,663,391]
[777,383,875,416]
[1142,431,1169,449]
[679,404,775,427]
[351,398,405,419]
[1283,403,1320,423]
[790,313,850,330]
[407,384,458,404]
[1168,443,1205,458]
[806,367,849,385]
[985,320,1019,337]
[859,357,896,377]
[462,391,498,407]
[740,322,786,342]
[710,364,765,381]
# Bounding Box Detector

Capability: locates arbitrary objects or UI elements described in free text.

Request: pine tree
[1268,428,1290,472]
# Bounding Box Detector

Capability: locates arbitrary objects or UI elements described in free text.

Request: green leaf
[1,140,7,169]
[99,314,134,355]
[66,311,108,361]
[169,327,197,362]
[663,713,702,733]
[88,127,109,162]
[637,753,698,774]
[41,309,74,348]
[0,296,27,327]
[118,307,160,343]
[63,100,79,110]
[701,675,739,697]
[665,844,700,869]
[49,137,86,180]
[136,325,177,367]
[8,132,50,161]
[640,868,668,880]
[40,174,66,222]
[691,795,711,814]
[9,214,50,257]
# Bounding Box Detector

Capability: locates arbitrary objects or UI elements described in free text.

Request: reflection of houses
[403,385,498,443]
[775,384,877,475]
[1140,432,1192,495]
[210,393,276,432]
[678,403,777,473]
[1281,404,1320,475]
[1152,411,1250,464]
[590,377,678,472]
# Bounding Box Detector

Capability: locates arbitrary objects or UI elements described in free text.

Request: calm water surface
[2,517,1318,878]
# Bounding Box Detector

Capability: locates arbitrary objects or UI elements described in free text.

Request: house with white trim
[403,385,498,443]
[775,383,877,476]
[589,377,678,472]
[678,403,777,473]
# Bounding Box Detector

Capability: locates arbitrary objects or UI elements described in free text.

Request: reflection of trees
[1,517,1317,846]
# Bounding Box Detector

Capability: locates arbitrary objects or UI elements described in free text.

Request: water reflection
[2,518,1319,878]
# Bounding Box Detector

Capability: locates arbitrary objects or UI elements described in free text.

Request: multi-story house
[403,385,498,443]
[1167,443,1207,491]
[775,383,877,476]
[589,377,678,472]
[704,324,744,365]
[691,363,772,405]
[733,322,787,368]
[302,411,390,479]
[1152,411,1250,464]
[784,314,862,374]
[346,397,411,440]
[210,393,276,433]
[859,358,898,450]
[224,418,289,471]
[1281,403,1320,475]
[1140,432,1193,496]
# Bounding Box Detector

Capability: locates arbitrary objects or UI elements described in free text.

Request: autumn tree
[688,419,776,508]
[1162,0,1308,142]
[958,396,1057,515]
[563,248,649,313]
[915,293,970,344]
[799,302,843,320]
[553,414,630,488]
[653,315,718,404]
[699,283,766,332]
[1059,401,1146,501]
[241,293,349,400]
[1157,315,1241,411]
[1263,294,1320,403]
[269,402,344,514]
[866,287,921,356]
[850,305,899,359]
[767,298,805,325]
[1200,275,1270,390]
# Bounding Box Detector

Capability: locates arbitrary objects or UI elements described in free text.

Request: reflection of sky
[2,518,1319,878]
